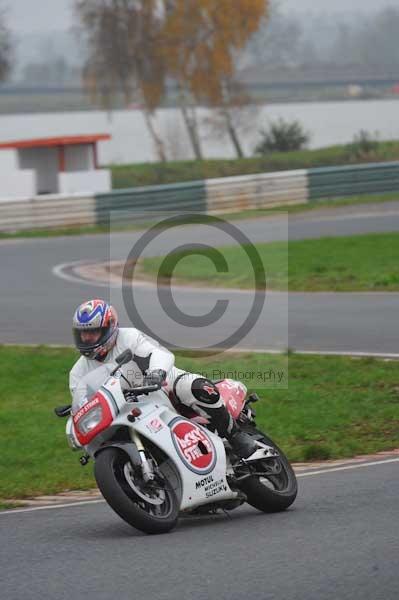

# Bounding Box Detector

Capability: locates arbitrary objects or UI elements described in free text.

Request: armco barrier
[206,170,308,212]
[308,161,399,201]
[95,180,207,225]
[0,160,398,233]
[0,193,96,232]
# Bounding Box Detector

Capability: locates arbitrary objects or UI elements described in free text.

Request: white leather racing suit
[69,327,228,424]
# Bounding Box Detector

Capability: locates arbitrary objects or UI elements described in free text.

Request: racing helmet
[72,299,119,360]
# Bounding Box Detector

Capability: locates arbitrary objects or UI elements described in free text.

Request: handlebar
[123,383,162,398]
[112,350,163,396]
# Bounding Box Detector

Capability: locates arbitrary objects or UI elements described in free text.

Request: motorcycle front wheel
[94,447,179,534]
[237,427,298,513]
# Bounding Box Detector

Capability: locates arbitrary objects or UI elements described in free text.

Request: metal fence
[95,180,207,225]
[0,160,398,232]
[308,162,399,201]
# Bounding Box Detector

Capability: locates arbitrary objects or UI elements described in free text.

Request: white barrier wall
[206,170,308,212]
[0,193,97,232]
[58,170,111,194]
[0,172,37,200]
[0,149,37,199]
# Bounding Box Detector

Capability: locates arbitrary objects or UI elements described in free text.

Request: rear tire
[94,447,179,534]
[237,427,297,513]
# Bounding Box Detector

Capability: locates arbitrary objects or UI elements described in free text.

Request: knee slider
[191,378,220,406]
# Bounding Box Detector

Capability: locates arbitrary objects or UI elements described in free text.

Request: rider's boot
[228,427,258,459]
[205,404,257,459]
[179,376,257,459]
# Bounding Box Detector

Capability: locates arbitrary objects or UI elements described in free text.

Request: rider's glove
[143,369,167,388]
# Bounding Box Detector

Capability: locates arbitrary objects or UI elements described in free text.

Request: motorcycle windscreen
[72,363,115,414]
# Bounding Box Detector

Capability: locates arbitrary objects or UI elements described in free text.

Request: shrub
[254,118,310,155]
[349,130,379,159]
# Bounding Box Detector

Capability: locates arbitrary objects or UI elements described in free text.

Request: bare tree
[75,0,167,162]
[0,8,12,82]
[176,84,203,160]
[204,80,260,158]
[161,0,206,159]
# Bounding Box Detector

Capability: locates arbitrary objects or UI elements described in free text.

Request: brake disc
[123,463,165,505]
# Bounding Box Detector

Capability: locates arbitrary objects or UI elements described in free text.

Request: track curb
[2,448,399,510]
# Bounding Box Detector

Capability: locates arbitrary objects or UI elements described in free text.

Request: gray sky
[5,0,74,33]
[281,0,396,13]
[4,0,398,33]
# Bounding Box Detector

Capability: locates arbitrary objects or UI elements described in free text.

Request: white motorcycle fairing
[67,374,238,512]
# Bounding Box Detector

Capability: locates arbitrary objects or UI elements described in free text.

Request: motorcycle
[55,350,297,534]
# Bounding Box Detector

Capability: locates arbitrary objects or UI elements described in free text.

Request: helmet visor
[73,327,107,356]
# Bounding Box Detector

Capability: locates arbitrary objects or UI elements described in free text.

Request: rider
[69,299,257,459]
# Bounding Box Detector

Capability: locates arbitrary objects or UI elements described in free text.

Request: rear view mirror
[115,349,133,365]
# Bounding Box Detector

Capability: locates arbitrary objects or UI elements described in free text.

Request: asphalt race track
[1,200,399,353]
[1,458,398,600]
[2,201,399,599]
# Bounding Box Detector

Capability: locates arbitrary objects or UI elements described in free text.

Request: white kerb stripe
[0,499,105,516]
[296,457,399,478]
[1,457,398,516]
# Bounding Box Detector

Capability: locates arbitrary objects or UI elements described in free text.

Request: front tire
[237,427,297,513]
[94,447,179,534]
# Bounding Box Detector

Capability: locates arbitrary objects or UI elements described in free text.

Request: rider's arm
[69,357,89,399]
[134,331,175,375]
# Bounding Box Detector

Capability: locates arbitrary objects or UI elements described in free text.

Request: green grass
[0,501,25,511]
[1,346,399,499]
[205,191,399,222]
[141,232,399,292]
[110,141,399,188]
[0,224,150,240]
[1,191,398,240]
[0,224,112,240]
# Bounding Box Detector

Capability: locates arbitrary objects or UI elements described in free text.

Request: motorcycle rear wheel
[94,447,179,534]
[237,427,297,513]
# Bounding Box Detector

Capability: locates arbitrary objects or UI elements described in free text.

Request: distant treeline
[4,5,399,88]
[246,6,399,71]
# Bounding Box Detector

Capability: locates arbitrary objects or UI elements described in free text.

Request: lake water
[1,99,399,165]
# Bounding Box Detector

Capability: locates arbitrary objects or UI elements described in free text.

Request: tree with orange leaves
[75,0,268,162]
[163,0,269,158]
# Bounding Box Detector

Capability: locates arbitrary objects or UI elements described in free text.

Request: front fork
[129,429,155,483]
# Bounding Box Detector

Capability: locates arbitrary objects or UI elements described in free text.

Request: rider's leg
[172,372,257,459]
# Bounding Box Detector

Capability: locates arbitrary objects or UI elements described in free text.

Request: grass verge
[1,346,399,499]
[142,232,399,292]
[111,141,399,188]
[0,191,398,240]
[0,502,25,511]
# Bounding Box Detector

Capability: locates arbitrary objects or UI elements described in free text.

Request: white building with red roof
[0,133,111,198]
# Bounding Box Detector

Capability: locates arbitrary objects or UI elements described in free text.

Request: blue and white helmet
[72,299,119,360]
